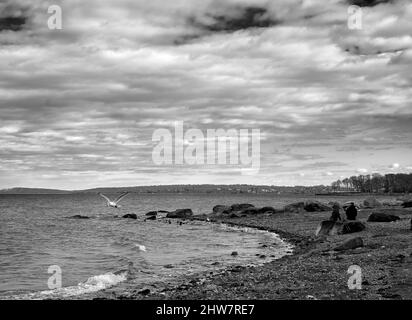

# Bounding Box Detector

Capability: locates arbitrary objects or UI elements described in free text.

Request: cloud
[0,0,412,188]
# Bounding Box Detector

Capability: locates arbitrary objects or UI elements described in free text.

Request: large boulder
[342,221,366,234]
[363,197,382,208]
[284,201,330,213]
[284,202,305,213]
[239,207,260,215]
[304,201,331,212]
[67,215,90,219]
[212,205,232,214]
[402,201,412,208]
[122,213,137,219]
[230,203,255,212]
[257,206,277,214]
[210,204,277,217]
[367,212,400,222]
[166,208,193,219]
[334,237,364,251]
[145,211,157,216]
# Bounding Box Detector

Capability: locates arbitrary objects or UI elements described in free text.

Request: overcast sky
[0,0,411,189]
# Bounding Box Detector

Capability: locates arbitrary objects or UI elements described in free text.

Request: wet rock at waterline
[285,201,331,213]
[166,209,193,219]
[66,215,90,219]
[145,211,157,216]
[304,201,332,212]
[257,206,277,214]
[210,204,278,218]
[230,203,255,212]
[212,205,232,214]
[284,202,305,213]
[122,213,137,219]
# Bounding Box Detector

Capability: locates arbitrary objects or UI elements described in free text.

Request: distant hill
[0,187,70,194]
[0,184,331,195]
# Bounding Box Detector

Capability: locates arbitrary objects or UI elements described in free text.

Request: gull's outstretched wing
[98,192,112,203]
[114,192,129,204]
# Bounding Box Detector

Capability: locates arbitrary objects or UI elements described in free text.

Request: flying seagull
[98,192,130,208]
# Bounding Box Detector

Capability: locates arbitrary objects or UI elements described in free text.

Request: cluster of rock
[121,196,411,235]
[315,199,407,236]
[284,200,331,213]
[210,203,277,218]
[166,209,193,219]
[361,197,412,208]
[121,209,195,220]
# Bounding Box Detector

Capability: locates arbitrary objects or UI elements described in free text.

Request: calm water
[0,193,394,299]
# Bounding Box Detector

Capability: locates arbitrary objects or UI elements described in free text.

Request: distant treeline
[331,173,412,193]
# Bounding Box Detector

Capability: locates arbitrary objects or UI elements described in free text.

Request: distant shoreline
[0,187,409,197]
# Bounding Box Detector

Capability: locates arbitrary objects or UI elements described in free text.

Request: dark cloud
[0,1,32,32]
[347,0,394,7]
[0,16,27,31]
[189,6,280,33]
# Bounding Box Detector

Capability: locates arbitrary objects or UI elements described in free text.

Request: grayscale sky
[0,0,411,189]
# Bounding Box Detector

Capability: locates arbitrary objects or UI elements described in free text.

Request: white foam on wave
[3,271,127,300]
[135,244,147,252]
[215,222,295,254]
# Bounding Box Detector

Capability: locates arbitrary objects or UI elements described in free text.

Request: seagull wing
[98,192,112,203]
[114,192,130,204]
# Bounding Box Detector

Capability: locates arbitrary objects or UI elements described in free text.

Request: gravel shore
[85,205,412,300]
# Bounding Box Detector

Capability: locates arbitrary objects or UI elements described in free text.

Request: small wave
[3,272,127,300]
[215,223,295,253]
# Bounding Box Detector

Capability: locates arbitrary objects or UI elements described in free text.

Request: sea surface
[0,193,395,299]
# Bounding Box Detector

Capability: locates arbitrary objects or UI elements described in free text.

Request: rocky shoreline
[78,198,412,300]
